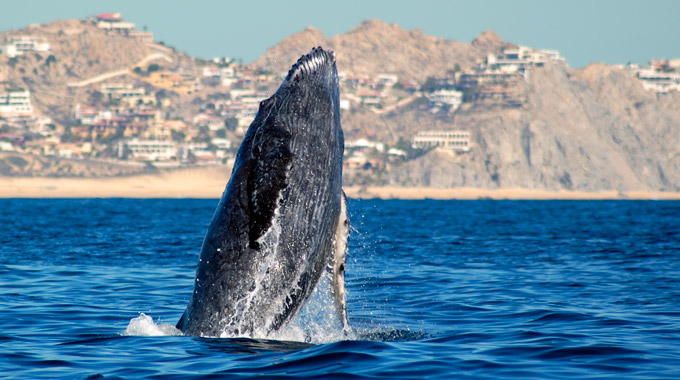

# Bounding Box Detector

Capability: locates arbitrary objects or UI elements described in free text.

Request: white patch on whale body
[221,191,286,339]
[331,193,349,330]
[269,271,354,343]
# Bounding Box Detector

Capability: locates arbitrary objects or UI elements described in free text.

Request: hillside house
[43,141,92,158]
[0,89,34,117]
[119,139,177,161]
[74,104,112,125]
[95,13,135,31]
[0,141,14,151]
[146,72,196,95]
[346,138,386,153]
[357,90,382,106]
[471,46,564,83]
[412,130,471,152]
[468,85,526,107]
[0,133,24,151]
[101,83,145,99]
[193,114,224,131]
[491,46,563,68]
[100,83,152,106]
[376,74,399,87]
[633,68,680,93]
[0,36,50,57]
[426,89,463,110]
[211,138,233,151]
[344,151,383,171]
[459,70,519,88]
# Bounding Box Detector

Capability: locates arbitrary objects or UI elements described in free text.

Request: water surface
[1,199,679,379]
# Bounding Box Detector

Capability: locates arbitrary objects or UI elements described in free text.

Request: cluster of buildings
[416,45,564,115]
[65,80,233,164]
[625,59,680,93]
[458,46,563,106]
[407,47,562,152]
[0,86,67,155]
[341,73,400,109]
[0,87,54,135]
[117,138,232,165]
[4,19,578,171]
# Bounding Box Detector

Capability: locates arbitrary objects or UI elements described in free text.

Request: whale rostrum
[176,47,349,337]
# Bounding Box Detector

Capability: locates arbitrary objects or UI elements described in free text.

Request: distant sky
[1,0,678,68]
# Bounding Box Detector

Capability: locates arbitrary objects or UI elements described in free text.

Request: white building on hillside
[412,130,470,152]
[95,13,135,31]
[1,36,50,57]
[426,89,463,110]
[100,83,146,102]
[634,68,680,93]
[120,139,177,161]
[345,138,385,153]
[481,46,564,79]
[0,89,34,117]
[376,73,399,88]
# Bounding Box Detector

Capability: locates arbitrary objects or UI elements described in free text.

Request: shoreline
[2,171,680,200]
[344,187,680,200]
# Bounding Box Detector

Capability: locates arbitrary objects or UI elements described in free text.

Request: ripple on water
[1,199,680,379]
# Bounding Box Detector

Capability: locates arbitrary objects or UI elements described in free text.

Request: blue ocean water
[1,198,679,379]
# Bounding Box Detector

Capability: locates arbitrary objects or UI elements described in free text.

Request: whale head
[177,47,348,338]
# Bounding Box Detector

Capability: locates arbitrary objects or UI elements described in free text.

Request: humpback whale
[177,47,349,338]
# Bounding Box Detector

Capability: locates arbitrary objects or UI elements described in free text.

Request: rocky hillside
[255,20,680,192]
[0,19,196,123]
[384,62,680,191]
[2,17,678,192]
[254,20,512,81]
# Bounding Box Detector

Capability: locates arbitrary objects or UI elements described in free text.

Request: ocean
[1,199,679,379]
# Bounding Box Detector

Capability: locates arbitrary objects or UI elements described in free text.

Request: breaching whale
[177,47,349,337]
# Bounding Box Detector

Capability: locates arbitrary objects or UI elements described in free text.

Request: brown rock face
[254,20,509,82]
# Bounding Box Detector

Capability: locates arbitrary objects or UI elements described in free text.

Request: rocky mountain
[255,20,680,192]
[383,62,680,191]
[0,19,196,124]
[254,20,512,81]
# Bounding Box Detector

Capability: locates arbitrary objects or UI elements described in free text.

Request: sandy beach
[1,167,680,200]
[0,167,230,199]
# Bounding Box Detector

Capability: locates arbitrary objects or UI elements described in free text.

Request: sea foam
[123,313,183,336]
[122,272,351,342]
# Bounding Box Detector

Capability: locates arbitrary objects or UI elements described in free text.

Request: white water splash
[269,272,355,344]
[122,313,183,336]
[121,270,351,342]
[123,202,352,343]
